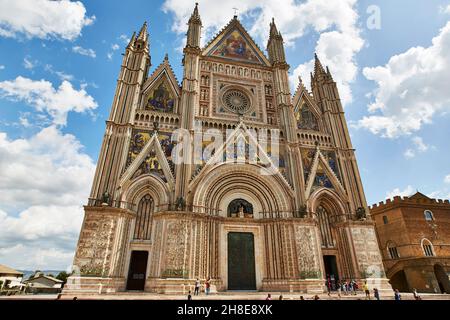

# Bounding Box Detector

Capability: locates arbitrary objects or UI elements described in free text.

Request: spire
[314,53,326,77]
[186,3,202,48]
[267,18,286,65]
[189,2,201,25]
[126,31,136,49]
[137,21,148,43]
[269,18,278,38]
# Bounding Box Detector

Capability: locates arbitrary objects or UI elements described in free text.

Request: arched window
[424,210,434,221]
[387,241,399,259]
[421,238,435,257]
[133,194,154,240]
[227,199,253,217]
[316,205,335,248]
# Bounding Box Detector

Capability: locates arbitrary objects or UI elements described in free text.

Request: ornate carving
[351,227,385,278]
[294,226,320,278]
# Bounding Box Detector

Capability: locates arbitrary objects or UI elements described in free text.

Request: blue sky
[0,0,449,270]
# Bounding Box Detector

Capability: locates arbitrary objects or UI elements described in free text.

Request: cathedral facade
[65,4,391,294]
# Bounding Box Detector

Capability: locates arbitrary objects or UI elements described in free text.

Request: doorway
[323,255,339,290]
[228,232,256,290]
[126,250,148,291]
[389,270,409,292]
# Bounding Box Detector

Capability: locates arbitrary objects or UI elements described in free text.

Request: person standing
[266,293,272,300]
[364,281,370,300]
[337,281,342,298]
[413,288,421,300]
[394,289,401,301]
[187,290,192,300]
[373,288,380,300]
[194,278,200,296]
[205,277,211,295]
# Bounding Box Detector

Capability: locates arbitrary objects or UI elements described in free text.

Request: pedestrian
[187,290,192,300]
[394,289,401,301]
[337,281,342,298]
[326,276,331,296]
[314,295,320,300]
[205,277,211,295]
[364,281,370,300]
[373,288,380,300]
[413,288,421,300]
[279,295,283,300]
[343,281,348,295]
[300,296,304,300]
[266,293,272,300]
[194,278,200,296]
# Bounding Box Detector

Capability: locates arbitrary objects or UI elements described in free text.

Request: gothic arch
[119,174,170,213]
[190,163,294,218]
[309,188,347,219]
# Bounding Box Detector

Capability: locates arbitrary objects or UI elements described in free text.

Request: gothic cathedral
[66,4,391,294]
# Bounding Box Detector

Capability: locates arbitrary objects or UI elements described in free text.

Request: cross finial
[233,7,239,17]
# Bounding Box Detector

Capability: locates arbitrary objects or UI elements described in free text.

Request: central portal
[227,232,256,290]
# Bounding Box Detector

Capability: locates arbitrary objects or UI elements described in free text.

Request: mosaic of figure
[146,81,175,113]
[301,149,316,181]
[132,150,167,182]
[321,151,340,180]
[212,30,260,63]
[313,162,333,189]
[127,131,151,167]
[296,103,319,131]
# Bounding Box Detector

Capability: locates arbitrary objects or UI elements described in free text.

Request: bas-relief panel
[294,226,321,278]
[351,227,385,278]
[162,220,191,278]
[74,214,116,276]
[211,30,262,64]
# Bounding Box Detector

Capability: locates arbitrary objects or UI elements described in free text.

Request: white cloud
[403,136,430,159]
[386,185,415,199]
[0,65,5,70]
[44,64,74,82]
[403,149,415,159]
[357,21,450,138]
[163,0,362,106]
[0,76,98,126]
[0,0,95,40]
[0,127,95,270]
[23,57,36,70]
[107,44,120,61]
[72,45,96,58]
[439,5,450,15]
[445,174,450,184]
[118,34,130,44]
[111,43,120,51]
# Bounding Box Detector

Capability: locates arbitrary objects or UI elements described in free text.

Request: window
[388,247,399,259]
[133,194,154,240]
[383,215,388,224]
[317,205,335,248]
[424,210,434,221]
[421,239,435,257]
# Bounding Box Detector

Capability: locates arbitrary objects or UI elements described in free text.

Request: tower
[65,4,391,295]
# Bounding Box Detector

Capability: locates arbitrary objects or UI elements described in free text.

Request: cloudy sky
[0,0,449,270]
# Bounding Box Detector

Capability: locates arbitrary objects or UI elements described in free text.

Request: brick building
[370,192,450,293]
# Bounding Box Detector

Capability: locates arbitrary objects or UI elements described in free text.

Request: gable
[203,18,270,66]
[144,76,176,113]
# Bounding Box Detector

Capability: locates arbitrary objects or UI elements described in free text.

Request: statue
[175,197,186,211]
[153,121,159,133]
[297,205,307,218]
[101,191,110,206]
[238,205,245,218]
[356,207,366,220]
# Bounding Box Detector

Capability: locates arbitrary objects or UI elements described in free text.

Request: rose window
[222,89,251,114]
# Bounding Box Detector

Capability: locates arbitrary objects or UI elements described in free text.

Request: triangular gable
[120,132,175,188]
[408,191,430,200]
[294,90,322,131]
[305,148,346,200]
[203,18,271,66]
[141,57,180,113]
[189,120,293,193]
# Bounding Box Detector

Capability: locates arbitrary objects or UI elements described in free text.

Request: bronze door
[126,251,148,291]
[228,232,256,290]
